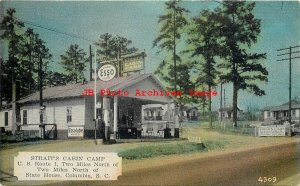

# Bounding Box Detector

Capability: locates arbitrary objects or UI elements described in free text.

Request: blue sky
[1,1,300,111]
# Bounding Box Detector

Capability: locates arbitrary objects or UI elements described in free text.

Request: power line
[0,14,96,43]
[277,45,300,123]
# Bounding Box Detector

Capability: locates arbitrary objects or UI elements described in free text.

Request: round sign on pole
[98,64,116,81]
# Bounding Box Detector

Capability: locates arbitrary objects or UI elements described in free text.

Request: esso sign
[98,64,116,81]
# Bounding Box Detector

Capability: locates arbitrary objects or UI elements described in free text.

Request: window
[4,112,8,126]
[292,110,296,116]
[267,111,270,117]
[66,107,72,123]
[23,110,28,125]
[96,108,102,119]
[156,110,162,121]
[192,111,196,117]
[283,111,287,117]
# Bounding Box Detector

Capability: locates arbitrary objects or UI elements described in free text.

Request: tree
[19,29,52,95]
[44,71,68,87]
[0,8,24,103]
[0,58,5,107]
[21,28,36,94]
[153,0,190,93]
[95,33,114,61]
[60,44,87,84]
[187,10,222,128]
[95,33,138,60]
[95,33,138,76]
[1,8,52,103]
[216,2,268,127]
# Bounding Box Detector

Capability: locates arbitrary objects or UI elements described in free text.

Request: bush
[119,140,229,160]
[202,139,229,150]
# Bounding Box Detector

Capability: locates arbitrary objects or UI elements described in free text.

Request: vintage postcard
[0,1,300,186]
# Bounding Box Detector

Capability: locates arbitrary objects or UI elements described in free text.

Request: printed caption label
[14,152,122,180]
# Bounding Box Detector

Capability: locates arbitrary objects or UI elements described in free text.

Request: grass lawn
[118,120,258,160]
[116,120,299,160]
[118,139,229,160]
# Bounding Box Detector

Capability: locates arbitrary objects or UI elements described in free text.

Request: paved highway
[44,141,300,186]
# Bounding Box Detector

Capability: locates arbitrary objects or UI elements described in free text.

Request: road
[42,141,300,186]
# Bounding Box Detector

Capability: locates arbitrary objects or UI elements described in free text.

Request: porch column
[113,96,118,139]
[174,105,180,138]
[167,102,171,123]
[103,96,110,141]
[141,105,145,122]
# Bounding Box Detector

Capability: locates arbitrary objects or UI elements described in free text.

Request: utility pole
[277,45,300,123]
[89,45,92,81]
[11,57,17,135]
[39,55,45,139]
[223,89,226,108]
[220,83,223,122]
[0,58,2,108]
[28,29,33,94]
[117,51,121,77]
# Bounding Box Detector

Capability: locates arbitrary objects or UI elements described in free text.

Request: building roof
[144,107,164,111]
[182,106,198,111]
[269,104,300,111]
[17,73,170,104]
[264,100,300,111]
[219,107,240,112]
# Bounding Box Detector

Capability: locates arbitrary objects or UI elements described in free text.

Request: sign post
[94,46,97,143]
[97,64,116,144]
[122,52,145,75]
[98,64,116,82]
[68,126,84,138]
[258,125,286,136]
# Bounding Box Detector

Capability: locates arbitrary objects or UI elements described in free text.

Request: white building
[0,74,175,139]
[219,107,243,120]
[263,101,300,124]
[181,106,199,121]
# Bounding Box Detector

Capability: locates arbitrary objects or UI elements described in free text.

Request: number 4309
[258,177,277,183]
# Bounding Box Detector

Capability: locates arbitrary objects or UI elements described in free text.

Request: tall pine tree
[216,2,268,127]
[187,10,222,128]
[0,8,24,103]
[153,0,191,99]
[95,33,138,76]
[60,44,87,84]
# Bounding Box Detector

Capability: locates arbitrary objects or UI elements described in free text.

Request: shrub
[119,140,229,160]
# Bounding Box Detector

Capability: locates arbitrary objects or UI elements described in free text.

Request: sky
[1,1,300,111]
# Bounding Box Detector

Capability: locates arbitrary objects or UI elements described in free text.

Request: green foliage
[1,8,52,102]
[202,139,229,150]
[95,33,138,77]
[153,2,267,126]
[44,71,68,87]
[187,9,223,127]
[118,142,204,160]
[21,28,52,93]
[1,8,25,102]
[153,0,189,50]
[187,9,223,87]
[95,33,138,60]
[0,8,24,56]
[215,2,267,127]
[118,140,229,160]
[60,44,87,84]
[153,0,191,105]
